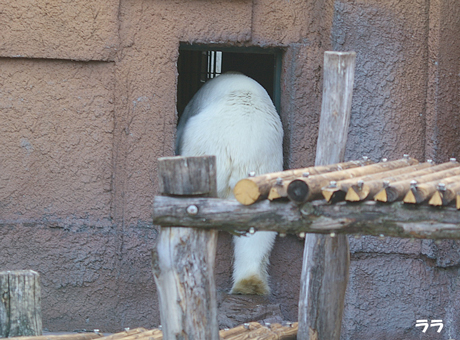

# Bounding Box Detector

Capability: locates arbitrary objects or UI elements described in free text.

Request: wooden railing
[152,52,358,340]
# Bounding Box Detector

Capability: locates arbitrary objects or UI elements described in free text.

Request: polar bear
[176,72,283,295]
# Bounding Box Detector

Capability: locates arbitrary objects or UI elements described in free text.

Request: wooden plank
[153,196,460,239]
[152,156,219,340]
[0,270,42,338]
[297,51,356,340]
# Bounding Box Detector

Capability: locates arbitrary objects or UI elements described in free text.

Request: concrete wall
[1,0,459,338]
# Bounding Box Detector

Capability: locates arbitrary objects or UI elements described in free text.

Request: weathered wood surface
[233,159,372,205]
[0,270,42,338]
[298,51,356,340]
[348,160,458,202]
[322,162,431,203]
[152,156,219,340]
[153,196,460,239]
[287,157,418,204]
[375,163,460,202]
[157,156,217,197]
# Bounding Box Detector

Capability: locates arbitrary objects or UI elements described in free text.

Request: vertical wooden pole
[0,270,42,337]
[298,51,356,340]
[152,156,219,340]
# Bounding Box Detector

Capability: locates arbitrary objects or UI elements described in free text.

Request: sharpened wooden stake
[298,51,355,340]
[152,156,219,340]
[0,270,42,338]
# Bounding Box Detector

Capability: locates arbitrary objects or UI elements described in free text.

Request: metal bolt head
[362,156,369,161]
[410,180,418,188]
[329,181,337,188]
[275,177,283,186]
[302,172,310,178]
[249,227,256,234]
[298,232,306,239]
[248,171,256,177]
[186,205,199,215]
[244,323,250,329]
[438,183,446,191]
[427,159,434,164]
[330,232,336,237]
[381,158,388,162]
[403,154,409,159]
[278,232,287,238]
[357,180,364,189]
[450,158,457,163]
[383,180,390,188]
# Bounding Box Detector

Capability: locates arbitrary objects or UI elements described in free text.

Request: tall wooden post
[298,51,356,340]
[152,156,219,340]
[0,270,42,337]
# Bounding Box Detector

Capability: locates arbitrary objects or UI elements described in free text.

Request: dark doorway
[177,44,282,118]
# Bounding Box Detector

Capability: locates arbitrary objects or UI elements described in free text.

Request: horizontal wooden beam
[153,196,460,239]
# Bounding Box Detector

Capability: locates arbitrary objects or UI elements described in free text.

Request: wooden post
[298,51,356,340]
[0,270,42,337]
[152,156,219,340]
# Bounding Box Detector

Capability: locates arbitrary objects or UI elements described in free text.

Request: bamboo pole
[347,161,459,202]
[375,161,460,202]
[298,51,355,340]
[322,161,430,203]
[428,178,460,206]
[234,159,373,205]
[152,156,219,340]
[288,157,418,204]
[0,270,42,337]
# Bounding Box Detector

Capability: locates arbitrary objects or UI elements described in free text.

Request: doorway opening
[177,44,283,118]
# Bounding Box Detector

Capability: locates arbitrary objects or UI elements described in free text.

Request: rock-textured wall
[1,0,459,338]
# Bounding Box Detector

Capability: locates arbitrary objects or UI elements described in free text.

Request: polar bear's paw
[230,274,269,295]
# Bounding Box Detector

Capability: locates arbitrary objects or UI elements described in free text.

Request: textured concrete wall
[0,0,119,61]
[331,0,460,339]
[1,0,460,337]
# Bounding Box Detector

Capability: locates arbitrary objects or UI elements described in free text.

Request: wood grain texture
[152,156,219,340]
[298,51,355,340]
[0,270,42,337]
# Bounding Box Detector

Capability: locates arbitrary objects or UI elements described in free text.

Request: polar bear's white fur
[176,72,283,295]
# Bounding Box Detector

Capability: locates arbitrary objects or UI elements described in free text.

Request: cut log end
[429,191,443,206]
[374,188,388,202]
[345,187,361,201]
[403,190,417,204]
[287,180,310,204]
[234,179,261,205]
[322,188,337,202]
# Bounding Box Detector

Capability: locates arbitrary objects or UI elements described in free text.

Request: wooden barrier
[151,156,219,340]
